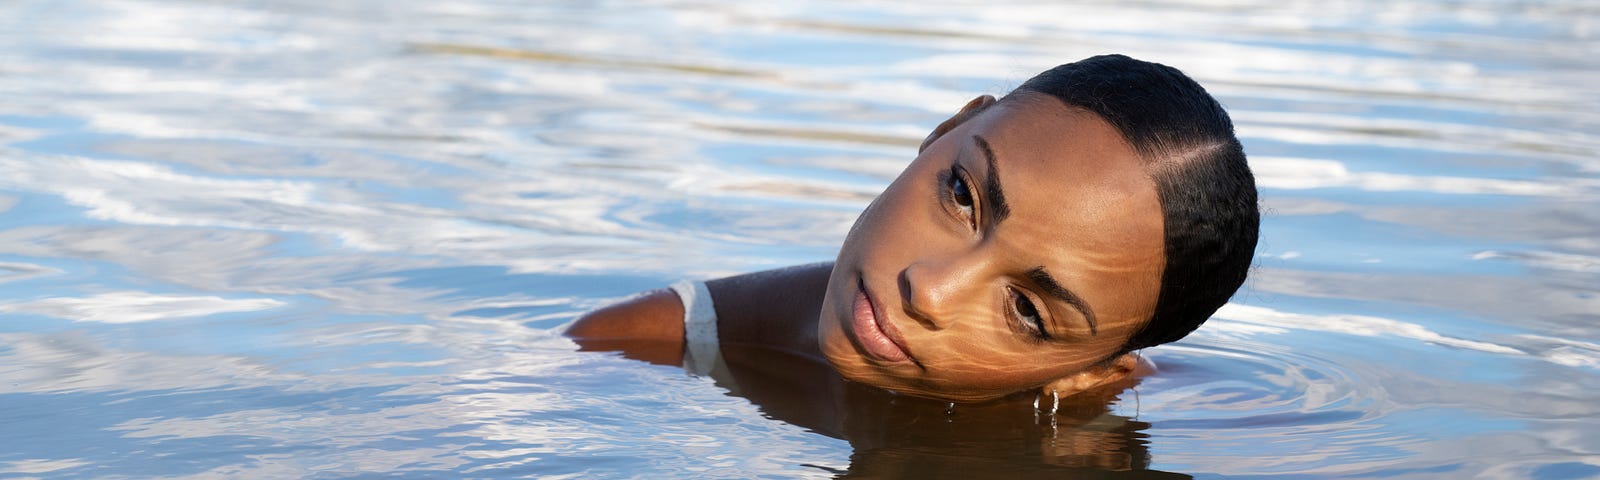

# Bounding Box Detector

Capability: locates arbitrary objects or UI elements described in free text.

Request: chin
[819,345,1009,403]
[817,320,894,388]
[817,318,866,376]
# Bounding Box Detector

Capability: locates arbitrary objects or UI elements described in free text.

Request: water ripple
[0,0,1596,477]
[1140,342,1412,475]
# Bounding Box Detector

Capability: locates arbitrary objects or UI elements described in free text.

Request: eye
[940,165,977,230]
[1009,288,1050,340]
[949,170,974,209]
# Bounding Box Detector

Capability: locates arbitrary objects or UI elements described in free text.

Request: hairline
[998,88,1225,358]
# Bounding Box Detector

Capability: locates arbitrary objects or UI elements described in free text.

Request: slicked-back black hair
[1006,54,1259,353]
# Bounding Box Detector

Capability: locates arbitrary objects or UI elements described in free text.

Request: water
[1,0,1597,477]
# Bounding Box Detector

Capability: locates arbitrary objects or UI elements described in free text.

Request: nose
[898,253,987,330]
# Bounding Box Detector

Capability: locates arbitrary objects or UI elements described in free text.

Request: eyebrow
[971,135,1011,224]
[1026,267,1099,336]
[970,135,1095,335]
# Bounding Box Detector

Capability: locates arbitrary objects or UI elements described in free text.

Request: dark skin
[569,93,1161,400]
[566,93,1178,474]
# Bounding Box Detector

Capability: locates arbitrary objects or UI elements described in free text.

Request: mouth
[852,276,913,364]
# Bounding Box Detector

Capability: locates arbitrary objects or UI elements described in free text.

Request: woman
[567,54,1258,405]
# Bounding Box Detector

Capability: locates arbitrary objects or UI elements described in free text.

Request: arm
[565,262,835,362]
[564,288,686,365]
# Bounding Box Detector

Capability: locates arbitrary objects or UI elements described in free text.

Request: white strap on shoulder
[670,280,721,376]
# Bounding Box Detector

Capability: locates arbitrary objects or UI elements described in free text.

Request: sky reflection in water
[1,0,1597,478]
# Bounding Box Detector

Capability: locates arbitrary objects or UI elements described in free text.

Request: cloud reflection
[1208,300,1600,371]
[2,458,89,475]
[1475,249,1600,274]
[1254,156,1596,197]
[0,291,283,323]
[1213,303,1521,355]
[0,261,59,284]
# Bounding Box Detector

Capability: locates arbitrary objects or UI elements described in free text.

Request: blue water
[1,0,1597,478]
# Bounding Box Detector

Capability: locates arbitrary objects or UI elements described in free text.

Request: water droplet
[945,402,955,415]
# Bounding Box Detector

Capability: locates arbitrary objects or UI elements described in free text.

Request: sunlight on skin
[818,94,1165,402]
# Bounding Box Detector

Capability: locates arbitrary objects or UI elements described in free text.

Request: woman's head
[1011,54,1258,355]
[816,54,1257,402]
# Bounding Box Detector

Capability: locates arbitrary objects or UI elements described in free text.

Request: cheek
[928,344,1060,390]
[819,334,922,393]
[849,173,947,248]
[849,183,917,236]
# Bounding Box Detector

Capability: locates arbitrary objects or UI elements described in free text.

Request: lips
[852,277,912,363]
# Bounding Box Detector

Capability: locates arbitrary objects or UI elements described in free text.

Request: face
[818,93,1166,402]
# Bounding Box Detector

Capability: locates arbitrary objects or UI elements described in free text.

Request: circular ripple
[1130,340,1416,474]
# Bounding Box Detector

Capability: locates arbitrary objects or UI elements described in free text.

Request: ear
[919,95,997,153]
[1041,353,1149,398]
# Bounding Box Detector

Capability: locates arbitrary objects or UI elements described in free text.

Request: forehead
[970,95,1137,176]
[962,95,1166,326]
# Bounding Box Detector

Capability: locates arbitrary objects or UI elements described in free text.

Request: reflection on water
[1,0,1597,478]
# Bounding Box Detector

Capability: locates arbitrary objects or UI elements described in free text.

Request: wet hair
[1005,54,1259,354]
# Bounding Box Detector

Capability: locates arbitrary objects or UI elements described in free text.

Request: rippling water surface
[2,1,1598,478]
